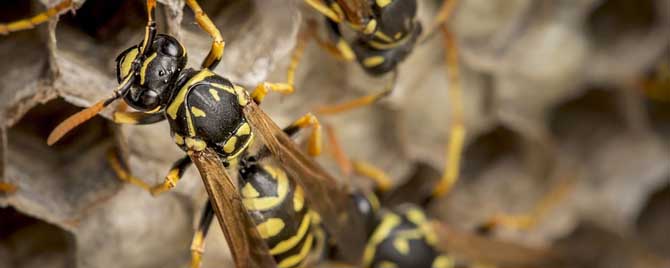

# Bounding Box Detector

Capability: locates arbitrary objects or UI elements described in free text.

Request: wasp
[43,0,369,267]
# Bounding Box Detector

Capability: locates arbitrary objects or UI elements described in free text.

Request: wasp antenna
[47,100,107,145]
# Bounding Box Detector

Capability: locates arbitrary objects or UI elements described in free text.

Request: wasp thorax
[115,34,188,111]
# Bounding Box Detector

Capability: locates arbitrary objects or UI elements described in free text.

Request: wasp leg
[476,176,576,235]
[184,0,224,70]
[304,0,344,23]
[113,111,165,125]
[352,161,393,194]
[420,0,460,43]
[190,201,215,268]
[0,0,75,35]
[283,113,323,156]
[250,82,295,104]
[315,70,397,115]
[324,124,353,176]
[431,25,465,200]
[286,23,312,92]
[322,18,357,61]
[107,149,192,196]
[0,182,17,194]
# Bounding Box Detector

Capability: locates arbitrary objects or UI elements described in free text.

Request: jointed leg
[431,25,465,199]
[283,113,323,156]
[185,0,224,70]
[149,155,193,196]
[352,161,393,193]
[304,0,344,23]
[325,124,353,176]
[107,149,192,196]
[0,0,75,35]
[315,70,397,115]
[477,175,575,234]
[420,0,460,43]
[250,82,295,104]
[190,201,215,268]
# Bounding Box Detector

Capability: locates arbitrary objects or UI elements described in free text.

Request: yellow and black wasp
[289,0,467,202]
[35,0,369,267]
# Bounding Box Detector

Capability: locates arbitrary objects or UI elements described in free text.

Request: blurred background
[0,0,668,267]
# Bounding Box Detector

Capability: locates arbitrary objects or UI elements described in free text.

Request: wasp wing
[243,101,367,264]
[433,222,568,268]
[188,149,276,268]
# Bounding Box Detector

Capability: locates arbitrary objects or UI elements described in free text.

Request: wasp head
[115,34,187,112]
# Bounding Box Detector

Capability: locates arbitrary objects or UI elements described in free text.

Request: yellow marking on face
[174,133,184,145]
[120,48,139,79]
[185,137,207,151]
[376,0,392,7]
[140,52,157,85]
[336,39,356,61]
[167,69,216,119]
[393,238,410,255]
[432,255,455,268]
[363,213,401,266]
[146,105,162,114]
[211,83,235,94]
[364,19,378,35]
[277,233,314,268]
[241,183,260,198]
[394,32,402,39]
[209,88,221,101]
[256,218,285,239]
[191,107,206,117]
[293,186,305,212]
[113,112,139,124]
[379,261,399,268]
[243,165,289,211]
[236,123,251,136]
[363,56,385,67]
[269,212,312,255]
[222,136,238,154]
[233,85,249,106]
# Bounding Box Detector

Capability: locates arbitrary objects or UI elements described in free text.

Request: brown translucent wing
[433,223,567,268]
[188,149,276,268]
[336,0,373,26]
[243,101,367,264]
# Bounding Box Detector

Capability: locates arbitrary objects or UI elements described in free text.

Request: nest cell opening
[0,206,76,267]
[586,0,659,49]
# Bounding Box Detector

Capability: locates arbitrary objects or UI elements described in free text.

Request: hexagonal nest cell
[2,0,670,267]
[0,206,76,268]
[5,98,121,224]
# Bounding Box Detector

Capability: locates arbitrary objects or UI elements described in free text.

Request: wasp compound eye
[139,89,160,109]
[128,87,161,111]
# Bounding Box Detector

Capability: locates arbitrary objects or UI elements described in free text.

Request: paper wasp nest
[0,0,669,267]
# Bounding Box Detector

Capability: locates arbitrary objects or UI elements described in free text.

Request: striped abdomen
[238,162,324,268]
